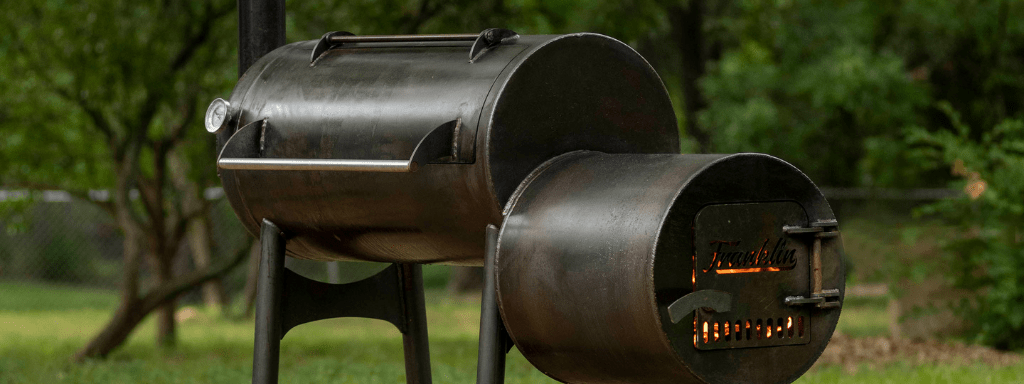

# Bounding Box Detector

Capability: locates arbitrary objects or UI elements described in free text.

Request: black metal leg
[476,224,507,384]
[248,220,434,384]
[253,219,285,384]
[399,264,433,384]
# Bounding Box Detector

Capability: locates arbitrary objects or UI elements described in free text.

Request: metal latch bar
[785,288,841,308]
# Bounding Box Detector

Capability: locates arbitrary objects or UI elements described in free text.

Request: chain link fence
[0,190,254,302]
[0,188,454,306]
[1,187,956,305]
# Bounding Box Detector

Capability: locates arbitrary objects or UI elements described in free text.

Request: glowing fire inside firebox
[715,267,784,274]
[703,239,797,275]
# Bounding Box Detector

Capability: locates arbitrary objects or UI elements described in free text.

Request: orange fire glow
[691,253,697,285]
[693,315,698,347]
[703,322,709,344]
[714,267,784,274]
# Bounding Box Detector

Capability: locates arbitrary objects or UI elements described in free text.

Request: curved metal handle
[216,118,456,173]
[667,289,732,324]
[218,158,417,172]
[310,28,519,64]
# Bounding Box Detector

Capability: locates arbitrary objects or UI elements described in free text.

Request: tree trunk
[74,231,252,361]
[75,206,146,361]
[171,150,225,311]
[187,215,226,310]
[152,249,177,348]
[241,239,261,318]
[670,0,712,153]
[73,298,147,362]
[446,266,483,294]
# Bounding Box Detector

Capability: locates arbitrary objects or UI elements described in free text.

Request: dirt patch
[814,332,1021,373]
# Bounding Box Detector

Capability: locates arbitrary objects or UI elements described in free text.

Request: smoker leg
[399,264,433,384]
[476,224,508,384]
[248,220,433,384]
[253,219,285,384]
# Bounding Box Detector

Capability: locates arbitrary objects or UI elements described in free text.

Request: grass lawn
[1,281,1021,383]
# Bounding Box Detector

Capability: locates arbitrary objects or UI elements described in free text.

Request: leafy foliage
[909,104,1024,350]
[699,1,929,186]
[0,0,236,191]
[697,0,1024,187]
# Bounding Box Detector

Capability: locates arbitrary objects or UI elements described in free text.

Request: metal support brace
[251,219,432,384]
[476,224,511,384]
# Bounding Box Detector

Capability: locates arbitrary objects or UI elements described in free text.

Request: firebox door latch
[783,220,841,309]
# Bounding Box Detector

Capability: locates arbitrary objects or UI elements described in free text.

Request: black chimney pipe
[220,0,286,156]
[238,0,285,77]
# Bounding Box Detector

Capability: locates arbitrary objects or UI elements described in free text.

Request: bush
[909,103,1024,350]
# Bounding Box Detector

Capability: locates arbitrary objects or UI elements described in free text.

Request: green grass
[800,364,1024,384]
[836,296,891,338]
[0,281,118,311]
[1,281,1021,383]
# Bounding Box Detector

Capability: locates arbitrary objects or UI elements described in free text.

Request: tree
[908,106,1024,350]
[696,0,1024,188]
[0,0,247,360]
[697,1,931,186]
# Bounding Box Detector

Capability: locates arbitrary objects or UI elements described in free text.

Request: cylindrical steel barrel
[496,151,845,384]
[214,32,678,264]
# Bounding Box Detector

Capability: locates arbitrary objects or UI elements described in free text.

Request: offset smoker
[209,29,844,384]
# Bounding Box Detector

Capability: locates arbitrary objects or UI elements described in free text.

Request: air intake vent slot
[697,316,807,348]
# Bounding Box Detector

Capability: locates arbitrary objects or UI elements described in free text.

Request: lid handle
[309,28,519,64]
[216,118,457,173]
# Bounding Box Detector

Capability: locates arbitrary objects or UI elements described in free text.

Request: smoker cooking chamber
[214,32,678,265]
